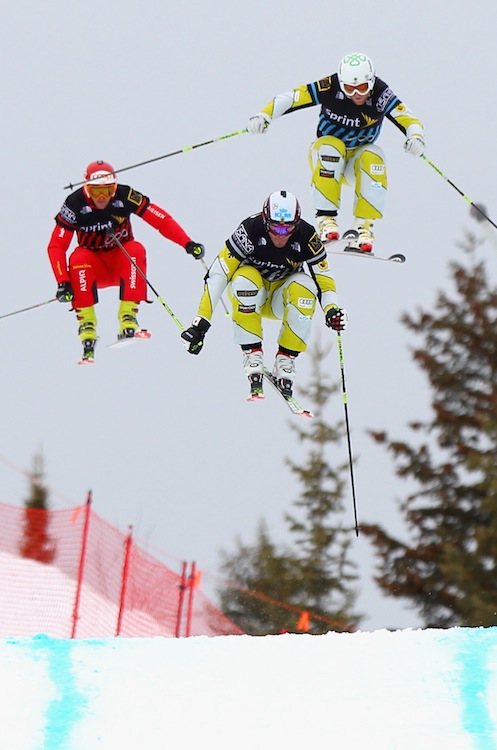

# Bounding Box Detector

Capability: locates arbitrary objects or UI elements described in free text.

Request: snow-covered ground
[1,627,496,749]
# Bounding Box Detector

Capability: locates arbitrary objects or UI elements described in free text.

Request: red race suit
[47,185,191,307]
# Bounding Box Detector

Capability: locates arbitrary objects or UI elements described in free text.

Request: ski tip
[133,329,152,339]
[108,329,152,348]
[388,253,406,263]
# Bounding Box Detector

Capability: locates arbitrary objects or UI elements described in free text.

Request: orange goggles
[342,81,370,96]
[87,183,116,199]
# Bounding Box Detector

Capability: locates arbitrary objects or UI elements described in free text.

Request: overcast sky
[1,0,496,630]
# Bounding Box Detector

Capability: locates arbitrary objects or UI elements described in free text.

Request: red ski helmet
[83,160,117,200]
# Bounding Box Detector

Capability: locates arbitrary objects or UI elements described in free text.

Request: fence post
[116,526,133,637]
[175,561,188,637]
[186,561,197,638]
[71,491,92,638]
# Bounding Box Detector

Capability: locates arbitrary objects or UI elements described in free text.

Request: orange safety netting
[0,501,243,638]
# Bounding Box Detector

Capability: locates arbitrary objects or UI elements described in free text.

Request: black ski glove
[181,316,210,354]
[325,306,349,331]
[185,241,205,260]
[56,281,74,303]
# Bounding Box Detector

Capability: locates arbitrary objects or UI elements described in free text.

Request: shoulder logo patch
[317,77,332,91]
[60,204,76,224]
[309,233,323,255]
[127,188,144,206]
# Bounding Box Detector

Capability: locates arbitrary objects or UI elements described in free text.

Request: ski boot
[119,311,139,339]
[273,352,296,397]
[117,302,151,341]
[77,314,97,365]
[243,348,264,401]
[118,310,151,341]
[343,220,374,253]
[317,216,340,243]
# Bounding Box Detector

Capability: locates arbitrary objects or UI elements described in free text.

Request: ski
[322,238,357,251]
[262,368,314,418]
[107,330,152,349]
[324,237,405,264]
[324,234,405,263]
[328,248,406,264]
[247,392,264,402]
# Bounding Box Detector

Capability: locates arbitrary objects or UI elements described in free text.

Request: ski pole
[108,231,185,331]
[422,155,497,231]
[336,333,360,537]
[199,257,231,317]
[0,298,56,321]
[64,129,248,190]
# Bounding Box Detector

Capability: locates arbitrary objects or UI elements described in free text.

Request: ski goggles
[86,183,116,200]
[342,81,371,96]
[268,223,296,236]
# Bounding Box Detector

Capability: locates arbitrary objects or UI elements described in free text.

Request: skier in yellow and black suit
[180,190,348,401]
[247,52,425,254]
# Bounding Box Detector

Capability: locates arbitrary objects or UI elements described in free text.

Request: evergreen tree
[218,521,308,635]
[362,232,497,627]
[20,452,56,564]
[218,340,360,634]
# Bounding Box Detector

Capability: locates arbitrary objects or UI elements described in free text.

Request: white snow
[0,547,239,639]
[1,627,496,749]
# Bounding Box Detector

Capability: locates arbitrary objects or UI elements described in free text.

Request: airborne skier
[247,52,425,254]
[180,190,347,401]
[47,160,205,363]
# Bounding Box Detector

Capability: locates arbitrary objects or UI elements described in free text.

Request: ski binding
[324,234,405,264]
[246,373,265,401]
[78,339,96,365]
[108,329,152,348]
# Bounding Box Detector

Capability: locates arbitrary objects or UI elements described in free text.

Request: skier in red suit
[47,160,205,363]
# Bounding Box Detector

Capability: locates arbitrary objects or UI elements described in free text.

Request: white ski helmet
[337,53,375,95]
[262,190,301,230]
